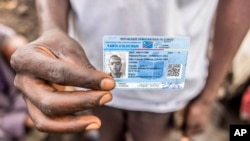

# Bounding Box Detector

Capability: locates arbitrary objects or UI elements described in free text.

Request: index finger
[14,73,112,116]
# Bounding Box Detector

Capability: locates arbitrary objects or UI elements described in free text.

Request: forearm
[36,0,70,33]
[202,0,250,102]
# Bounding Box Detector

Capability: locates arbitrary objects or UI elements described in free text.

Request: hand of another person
[1,35,28,62]
[10,29,115,133]
[181,94,213,137]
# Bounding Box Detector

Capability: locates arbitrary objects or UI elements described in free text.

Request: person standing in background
[0,24,33,141]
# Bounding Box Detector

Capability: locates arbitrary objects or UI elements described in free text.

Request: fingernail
[86,123,99,130]
[99,94,112,105]
[101,78,115,90]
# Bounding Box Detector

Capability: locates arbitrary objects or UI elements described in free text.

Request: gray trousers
[93,106,173,141]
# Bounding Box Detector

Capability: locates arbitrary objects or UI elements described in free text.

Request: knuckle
[85,64,95,70]
[10,51,21,70]
[86,98,98,108]
[48,65,65,84]
[13,76,21,89]
[10,47,28,71]
[39,97,55,116]
[34,119,46,132]
[83,93,102,108]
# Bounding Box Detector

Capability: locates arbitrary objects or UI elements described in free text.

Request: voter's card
[103,36,189,89]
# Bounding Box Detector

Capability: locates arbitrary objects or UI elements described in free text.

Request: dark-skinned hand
[10,29,115,133]
[181,94,213,138]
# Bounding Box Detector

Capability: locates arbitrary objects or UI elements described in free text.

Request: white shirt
[69,0,218,113]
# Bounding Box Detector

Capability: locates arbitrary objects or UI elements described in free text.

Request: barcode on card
[167,64,182,78]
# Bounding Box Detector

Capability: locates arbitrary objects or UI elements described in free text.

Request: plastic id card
[103,36,190,90]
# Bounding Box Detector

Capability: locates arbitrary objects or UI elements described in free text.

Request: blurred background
[0,0,250,141]
[0,0,38,41]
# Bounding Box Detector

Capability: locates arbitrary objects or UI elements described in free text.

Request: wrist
[41,28,67,37]
[198,89,218,105]
[36,0,69,33]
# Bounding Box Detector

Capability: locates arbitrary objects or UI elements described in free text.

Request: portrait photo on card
[104,52,128,78]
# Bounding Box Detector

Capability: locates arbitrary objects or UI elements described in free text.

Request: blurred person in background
[10,0,250,141]
[0,24,33,141]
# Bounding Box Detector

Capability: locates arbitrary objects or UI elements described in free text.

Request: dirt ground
[0,0,38,41]
[1,0,249,141]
